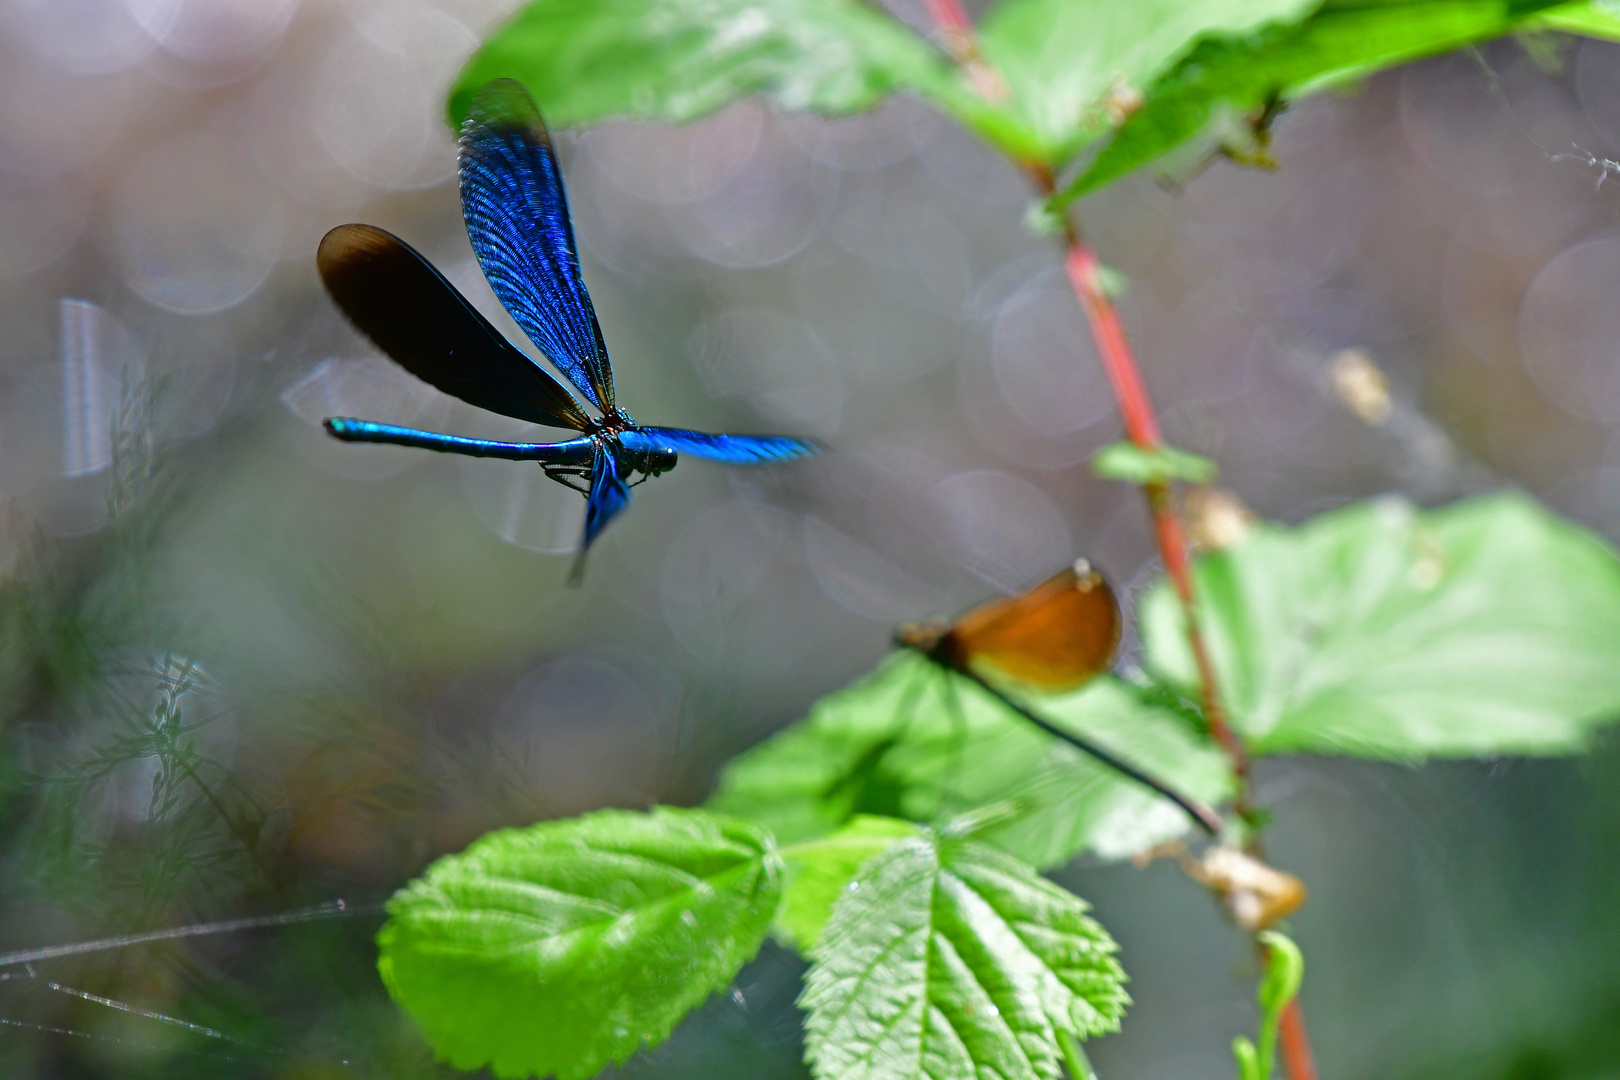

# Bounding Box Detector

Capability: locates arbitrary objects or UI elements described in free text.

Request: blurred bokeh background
[2,0,1619,1076]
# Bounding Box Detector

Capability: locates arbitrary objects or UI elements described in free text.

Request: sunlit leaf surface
[801,830,1127,1080]
[449,0,1042,160]
[777,814,921,951]
[1060,0,1578,202]
[1141,494,1620,757]
[708,650,1231,867]
[377,807,782,1080]
[1532,0,1620,39]
[977,0,1317,160]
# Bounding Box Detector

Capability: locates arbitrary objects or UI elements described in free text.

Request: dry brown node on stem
[1135,841,1307,931]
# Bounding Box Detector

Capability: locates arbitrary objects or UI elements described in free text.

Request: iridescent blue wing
[317,225,590,431]
[567,442,633,584]
[582,443,632,549]
[624,427,821,464]
[459,79,615,414]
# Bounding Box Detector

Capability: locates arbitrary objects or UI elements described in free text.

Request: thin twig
[934,658,1224,837]
[44,981,234,1043]
[0,900,370,969]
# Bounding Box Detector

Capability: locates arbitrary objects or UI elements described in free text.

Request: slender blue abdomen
[324,419,595,464]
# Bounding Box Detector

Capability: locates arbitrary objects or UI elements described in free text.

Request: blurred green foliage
[1141,494,1620,757]
[457,0,1620,189]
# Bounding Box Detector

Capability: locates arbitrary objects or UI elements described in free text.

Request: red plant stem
[919,0,1255,796]
[1278,1000,1318,1080]
[923,0,975,37]
[916,6,1312,1079]
[1062,245,1161,447]
[920,0,1008,100]
[1057,214,1249,779]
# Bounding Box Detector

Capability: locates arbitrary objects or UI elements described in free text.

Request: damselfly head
[632,443,677,477]
[893,617,954,655]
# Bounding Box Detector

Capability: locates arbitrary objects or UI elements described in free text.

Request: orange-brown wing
[947,560,1121,691]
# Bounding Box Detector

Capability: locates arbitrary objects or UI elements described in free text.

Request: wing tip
[316,223,401,283]
[460,78,549,144]
[729,435,826,463]
[782,438,824,460]
[566,549,589,588]
[634,427,826,463]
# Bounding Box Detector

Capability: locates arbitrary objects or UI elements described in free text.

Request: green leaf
[1233,1036,1262,1080]
[1058,0,1571,204]
[801,831,1128,1080]
[376,807,783,1080]
[777,815,920,951]
[1094,264,1131,298]
[1257,930,1304,1014]
[707,650,1231,867]
[1532,1,1620,39]
[1140,493,1620,758]
[977,0,1318,161]
[1057,1030,1100,1080]
[1091,441,1217,485]
[449,0,1042,161]
[1023,199,1068,237]
[1243,930,1304,1080]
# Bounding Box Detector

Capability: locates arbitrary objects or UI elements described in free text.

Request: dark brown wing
[317,223,590,431]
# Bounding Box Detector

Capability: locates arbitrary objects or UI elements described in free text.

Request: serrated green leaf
[977,0,1318,162]
[1140,493,1620,758]
[801,832,1127,1080]
[1058,0,1571,204]
[376,807,782,1080]
[777,815,920,951]
[707,650,1231,866]
[1092,441,1217,485]
[448,0,1042,161]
